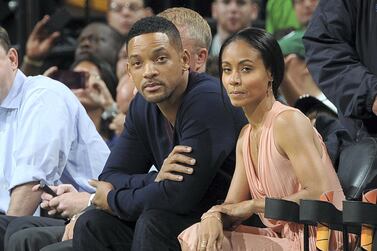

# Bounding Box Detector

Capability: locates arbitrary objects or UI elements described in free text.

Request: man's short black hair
[0,26,11,52]
[126,16,183,52]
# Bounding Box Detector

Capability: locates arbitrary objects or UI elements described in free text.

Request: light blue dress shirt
[0,70,110,214]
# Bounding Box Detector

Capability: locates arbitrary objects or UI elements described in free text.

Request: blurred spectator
[210,0,259,56]
[116,42,128,79]
[21,19,123,77]
[107,0,153,36]
[109,73,137,136]
[266,0,300,34]
[109,42,138,136]
[278,30,352,166]
[74,22,123,72]
[158,7,212,73]
[304,0,377,140]
[70,55,118,143]
[292,0,318,28]
[278,30,337,113]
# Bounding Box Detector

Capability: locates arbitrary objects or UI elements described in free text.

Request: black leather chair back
[337,137,377,200]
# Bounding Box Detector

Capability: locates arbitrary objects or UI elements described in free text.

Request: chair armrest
[264,198,300,223]
[343,201,377,226]
[299,199,343,230]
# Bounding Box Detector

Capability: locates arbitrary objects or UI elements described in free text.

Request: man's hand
[155,145,195,182]
[32,184,89,218]
[89,180,114,213]
[25,15,60,61]
[373,96,377,116]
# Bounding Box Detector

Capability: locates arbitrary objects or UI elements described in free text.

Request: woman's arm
[224,126,252,204]
[274,110,331,203]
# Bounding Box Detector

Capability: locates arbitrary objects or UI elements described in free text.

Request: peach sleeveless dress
[178,101,345,251]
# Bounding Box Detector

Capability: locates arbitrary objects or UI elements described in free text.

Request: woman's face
[221,39,272,108]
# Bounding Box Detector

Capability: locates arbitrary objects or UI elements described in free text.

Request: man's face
[75,24,118,67]
[107,0,147,35]
[127,32,189,104]
[212,0,257,34]
[293,0,318,27]
[0,46,17,103]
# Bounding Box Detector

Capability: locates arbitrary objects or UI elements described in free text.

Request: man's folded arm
[103,93,241,220]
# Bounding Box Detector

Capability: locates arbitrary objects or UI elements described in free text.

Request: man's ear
[182,49,190,71]
[144,7,153,17]
[194,48,208,72]
[8,48,18,71]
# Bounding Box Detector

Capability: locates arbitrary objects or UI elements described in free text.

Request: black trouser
[0,215,15,251]
[0,215,64,251]
[73,209,198,251]
[8,226,72,251]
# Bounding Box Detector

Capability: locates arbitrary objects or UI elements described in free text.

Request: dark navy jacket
[303,0,377,139]
[99,72,247,221]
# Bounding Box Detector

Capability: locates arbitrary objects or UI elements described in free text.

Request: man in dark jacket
[303,0,377,140]
[72,16,246,251]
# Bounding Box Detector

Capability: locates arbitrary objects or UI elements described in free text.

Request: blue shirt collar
[1,70,26,109]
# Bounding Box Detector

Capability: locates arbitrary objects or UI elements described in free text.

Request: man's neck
[157,72,190,126]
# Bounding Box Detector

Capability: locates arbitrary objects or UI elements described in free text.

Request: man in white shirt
[0,26,109,249]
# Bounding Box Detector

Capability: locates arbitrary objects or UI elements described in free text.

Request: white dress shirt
[0,70,110,214]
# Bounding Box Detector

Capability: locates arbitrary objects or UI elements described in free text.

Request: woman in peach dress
[178,28,345,251]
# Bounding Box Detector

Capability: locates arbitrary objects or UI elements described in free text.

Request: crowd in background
[0,0,376,250]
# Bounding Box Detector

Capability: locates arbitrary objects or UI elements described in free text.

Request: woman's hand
[216,200,254,230]
[197,212,224,251]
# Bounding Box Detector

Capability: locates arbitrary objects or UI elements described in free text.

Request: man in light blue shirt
[0,26,109,216]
